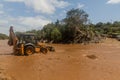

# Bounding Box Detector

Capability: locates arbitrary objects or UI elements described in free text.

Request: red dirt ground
[0,39,120,80]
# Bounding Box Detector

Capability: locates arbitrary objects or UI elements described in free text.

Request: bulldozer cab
[17,33,38,45]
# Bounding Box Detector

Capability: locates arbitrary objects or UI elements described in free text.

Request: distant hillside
[0,33,8,40]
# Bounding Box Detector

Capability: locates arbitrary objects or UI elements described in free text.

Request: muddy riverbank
[0,39,120,80]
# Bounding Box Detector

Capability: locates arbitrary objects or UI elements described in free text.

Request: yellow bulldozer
[8,26,55,55]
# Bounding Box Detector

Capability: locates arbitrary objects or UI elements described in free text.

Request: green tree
[42,23,56,41]
[51,28,62,43]
[62,8,89,43]
[64,8,88,26]
[0,33,8,40]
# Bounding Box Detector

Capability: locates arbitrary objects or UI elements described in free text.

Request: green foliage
[94,21,120,38]
[65,9,88,25]
[25,8,120,43]
[51,28,62,43]
[42,23,55,40]
[0,33,8,40]
[61,8,89,43]
[24,8,101,43]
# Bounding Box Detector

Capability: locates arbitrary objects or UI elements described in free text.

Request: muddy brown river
[0,39,120,80]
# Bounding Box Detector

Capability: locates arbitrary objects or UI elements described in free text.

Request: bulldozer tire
[40,47,48,54]
[25,46,34,55]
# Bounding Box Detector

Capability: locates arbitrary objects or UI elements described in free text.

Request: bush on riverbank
[0,33,8,40]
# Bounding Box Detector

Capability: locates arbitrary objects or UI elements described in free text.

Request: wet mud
[0,39,120,80]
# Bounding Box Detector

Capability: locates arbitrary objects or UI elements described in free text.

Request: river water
[0,39,120,80]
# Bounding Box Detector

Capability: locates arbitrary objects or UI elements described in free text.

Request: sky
[0,0,120,35]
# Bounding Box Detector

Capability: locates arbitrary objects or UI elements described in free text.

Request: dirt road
[0,39,120,80]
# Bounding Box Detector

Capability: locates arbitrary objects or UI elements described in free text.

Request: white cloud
[0,4,4,14]
[0,4,3,9]
[4,0,24,2]
[107,0,120,4]
[52,0,70,8]
[0,11,4,14]
[18,16,51,28]
[0,0,70,34]
[77,3,84,9]
[4,0,70,14]
[0,15,51,34]
[0,20,8,24]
